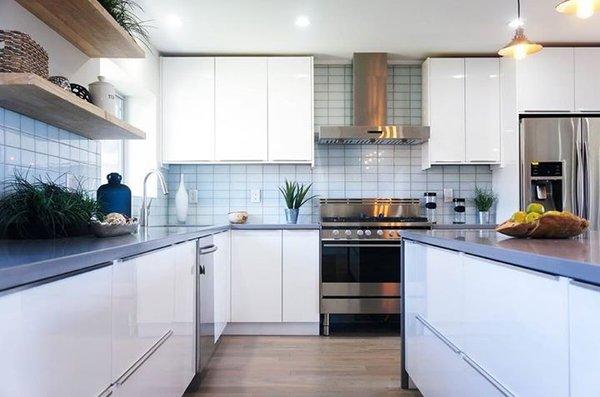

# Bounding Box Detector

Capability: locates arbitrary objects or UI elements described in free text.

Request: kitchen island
[400,229,600,397]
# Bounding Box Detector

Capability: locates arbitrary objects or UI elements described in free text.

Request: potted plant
[474,186,497,225]
[0,172,100,239]
[278,180,317,224]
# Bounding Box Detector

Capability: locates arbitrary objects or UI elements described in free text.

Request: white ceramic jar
[89,76,116,115]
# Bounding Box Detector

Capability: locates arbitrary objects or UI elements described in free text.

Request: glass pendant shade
[498,27,543,59]
[556,0,600,19]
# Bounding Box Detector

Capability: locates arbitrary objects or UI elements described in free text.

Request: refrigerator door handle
[582,118,591,219]
[572,119,581,217]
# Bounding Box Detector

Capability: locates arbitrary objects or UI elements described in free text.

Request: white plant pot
[175,174,189,223]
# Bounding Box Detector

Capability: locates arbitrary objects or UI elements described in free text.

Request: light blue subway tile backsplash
[166,64,494,225]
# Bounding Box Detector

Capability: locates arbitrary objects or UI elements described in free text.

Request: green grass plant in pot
[0,172,100,239]
[474,186,497,225]
[278,180,317,224]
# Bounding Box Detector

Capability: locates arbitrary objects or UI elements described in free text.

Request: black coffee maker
[528,162,563,211]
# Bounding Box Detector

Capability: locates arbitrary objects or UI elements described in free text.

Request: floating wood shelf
[15,0,145,58]
[0,73,145,140]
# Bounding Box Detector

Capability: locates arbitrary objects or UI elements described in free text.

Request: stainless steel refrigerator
[521,116,600,230]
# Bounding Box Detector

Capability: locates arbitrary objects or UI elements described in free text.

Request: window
[100,94,125,182]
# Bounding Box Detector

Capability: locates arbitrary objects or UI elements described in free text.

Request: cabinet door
[465,58,500,163]
[268,57,314,162]
[214,231,231,340]
[162,57,215,162]
[517,48,574,112]
[215,57,268,161]
[462,254,569,397]
[171,241,197,384]
[574,48,600,112]
[112,247,176,380]
[569,281,600,396]
[282,230,319,322]
[0,267,112,397]
[422,245,464,349]
[231,230,282,322]
[425,58,466,164]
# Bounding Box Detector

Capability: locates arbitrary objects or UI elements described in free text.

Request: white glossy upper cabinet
[569,281,600,396]
[162,57,215,162]
[422,58,466,167]
[282,230,319,322]
[267,57,314,163]
[231,230,282,322]
[517,48,575,112]
[0,267,112,397]
[215,57,268,161]
[575,48,600,112]
[465,58,501,163]
[213,230,231,341]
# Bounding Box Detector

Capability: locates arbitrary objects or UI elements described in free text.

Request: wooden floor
[186,335,422,397]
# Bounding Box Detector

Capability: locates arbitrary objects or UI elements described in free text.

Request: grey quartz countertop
[430,224,497,230]
[0,223,320,293]
[401,229,600,285]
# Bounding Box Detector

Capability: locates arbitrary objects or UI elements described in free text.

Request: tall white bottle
[175,174,189,223]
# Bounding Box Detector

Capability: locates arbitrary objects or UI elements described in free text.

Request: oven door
[321,240,401,297]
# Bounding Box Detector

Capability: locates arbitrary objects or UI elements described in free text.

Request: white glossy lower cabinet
[231,230,282,322]
[0,266,112,397]
[462,255,569,397]
[282,230,319,322]
[406,314,503,397]
[569,281,600,396]
[112,331,191,397]
[214,230,231,341]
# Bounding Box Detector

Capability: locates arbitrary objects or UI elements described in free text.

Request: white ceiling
[138,0,600,62]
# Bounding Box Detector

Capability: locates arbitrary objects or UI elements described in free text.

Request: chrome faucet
[140,169,169,227]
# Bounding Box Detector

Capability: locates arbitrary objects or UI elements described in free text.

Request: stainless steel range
[319,198,430,335]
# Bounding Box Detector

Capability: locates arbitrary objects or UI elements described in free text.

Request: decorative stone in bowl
[228,211,248,224]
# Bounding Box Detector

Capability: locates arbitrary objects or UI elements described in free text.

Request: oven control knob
[344,230,352,237]
[376,229,384,236]
[388,230,395,237]
[332,230,340,237]
[364,230,372,236]
[356,230,364,236]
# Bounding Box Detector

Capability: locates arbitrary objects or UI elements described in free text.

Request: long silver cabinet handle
[115,329,174,386]
[97,385,113,397]
[322,243,402,248]
[462,353,515,397]
[414,314,460,354]
[570,279,600,292]
[198,245,218,255]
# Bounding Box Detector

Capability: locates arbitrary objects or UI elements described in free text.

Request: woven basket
[0,30,49,78]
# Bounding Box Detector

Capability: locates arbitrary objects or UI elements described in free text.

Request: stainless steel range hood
[318,53,429,145]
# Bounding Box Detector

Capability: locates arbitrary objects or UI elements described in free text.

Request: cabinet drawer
[113,330,191,397]
[462,255,569,397]
[406,314,505,397]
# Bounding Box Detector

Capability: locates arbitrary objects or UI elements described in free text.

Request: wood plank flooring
[186,335,422,397]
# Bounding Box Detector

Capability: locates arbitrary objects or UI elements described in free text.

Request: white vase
[175,174,189,223]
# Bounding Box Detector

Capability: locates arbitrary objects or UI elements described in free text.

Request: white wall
[492,58,520,221]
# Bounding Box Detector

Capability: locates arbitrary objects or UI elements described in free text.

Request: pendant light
[498,0,543,60]
[556,0,600,19]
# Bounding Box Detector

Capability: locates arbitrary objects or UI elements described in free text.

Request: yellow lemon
[542,210,562,217]
[510,211,527,223]
[525,212,542,223]
[526,203,545,214]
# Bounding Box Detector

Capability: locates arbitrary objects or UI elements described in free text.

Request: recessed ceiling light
[166,14,183,28]
[509,18,525,28]
[295,16,311,28]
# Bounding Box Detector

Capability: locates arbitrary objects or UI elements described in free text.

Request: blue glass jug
[97,173,131,217]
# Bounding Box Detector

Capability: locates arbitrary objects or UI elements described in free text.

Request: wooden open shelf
[15,0,145,58]
[0,73,145,140]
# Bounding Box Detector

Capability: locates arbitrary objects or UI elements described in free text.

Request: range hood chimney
[318,52,429,145]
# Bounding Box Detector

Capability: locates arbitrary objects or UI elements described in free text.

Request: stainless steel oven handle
[322,243,401,248]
